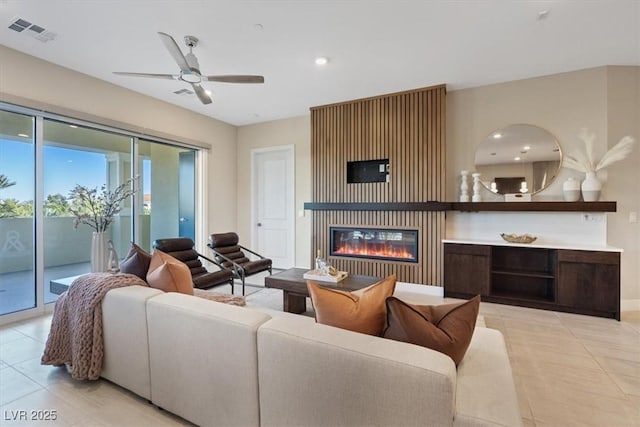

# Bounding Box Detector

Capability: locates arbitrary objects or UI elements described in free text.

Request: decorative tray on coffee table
[303,269,349,283]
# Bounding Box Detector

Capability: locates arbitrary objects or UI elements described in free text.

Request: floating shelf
[450,201,616,212]
[303,201,616,212]
[303,202,450,211]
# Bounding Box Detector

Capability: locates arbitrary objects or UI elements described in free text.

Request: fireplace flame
[333,242,415,260]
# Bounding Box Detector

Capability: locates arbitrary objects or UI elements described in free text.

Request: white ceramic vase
[562,177,581,202]
[91,231,109,273]
[581,171,601,202]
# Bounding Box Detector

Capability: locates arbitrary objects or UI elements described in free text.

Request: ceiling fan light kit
[113,32,264,105]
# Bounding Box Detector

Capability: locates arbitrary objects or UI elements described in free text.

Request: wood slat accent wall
[310,85,446,285]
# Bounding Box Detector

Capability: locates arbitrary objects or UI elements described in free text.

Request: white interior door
[252,146,294,269]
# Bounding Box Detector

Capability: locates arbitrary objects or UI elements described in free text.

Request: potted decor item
[562,129,635,201]
[562,177,581,202]
[68,178,136,272]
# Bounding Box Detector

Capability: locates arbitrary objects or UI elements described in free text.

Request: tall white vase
[581,171,601,202]
[91,231,109,273]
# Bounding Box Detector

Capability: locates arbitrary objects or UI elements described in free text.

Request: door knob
[257,223,262,227]
[180,217,188,222]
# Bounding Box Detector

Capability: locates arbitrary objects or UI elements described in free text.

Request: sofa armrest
[454,327,522,427]
[258,315,457,427]
[147,293,271,427]
[101,285,164,400]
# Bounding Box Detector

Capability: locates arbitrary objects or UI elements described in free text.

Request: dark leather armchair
[153,237,235,292]
[208,232,272,296]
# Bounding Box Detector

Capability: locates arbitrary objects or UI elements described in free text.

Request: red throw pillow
[383,296,480,365]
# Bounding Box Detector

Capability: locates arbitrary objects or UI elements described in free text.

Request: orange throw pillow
[146,250,194,295]
[307,275,396,336]
[383,296,480,365]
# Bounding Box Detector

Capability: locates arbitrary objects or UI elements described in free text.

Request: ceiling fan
[113,32,264,105]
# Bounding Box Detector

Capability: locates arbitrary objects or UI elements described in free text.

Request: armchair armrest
[197,252,226,270]
[207,247,245,278]
[238,244,267,260]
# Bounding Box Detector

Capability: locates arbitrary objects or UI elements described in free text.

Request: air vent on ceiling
[8,17,57,43]
[174,88,194,96]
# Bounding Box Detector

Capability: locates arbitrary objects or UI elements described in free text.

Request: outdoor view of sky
[0,139,152,202]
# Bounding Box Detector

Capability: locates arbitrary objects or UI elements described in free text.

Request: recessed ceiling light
[493,133,502,139]
[523,145,530,150]
[514,156,521,161]
[18,133,29,138]
[69,125,78,128]
[537,10,550,20]
[315,57,328,66]
[253,23,264,31]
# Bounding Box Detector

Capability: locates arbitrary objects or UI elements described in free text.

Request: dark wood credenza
[443,242,621,320]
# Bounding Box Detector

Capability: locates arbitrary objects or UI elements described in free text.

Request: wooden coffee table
[265,267,382,314]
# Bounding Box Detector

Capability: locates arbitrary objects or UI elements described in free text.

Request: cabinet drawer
[444,243,490,256]
[557,250,620,265]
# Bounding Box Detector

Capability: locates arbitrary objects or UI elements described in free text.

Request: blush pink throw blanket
[41,273,147,380]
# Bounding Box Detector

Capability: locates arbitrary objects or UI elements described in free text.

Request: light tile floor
[0,279,639,426]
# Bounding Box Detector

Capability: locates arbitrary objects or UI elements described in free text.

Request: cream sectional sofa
[100,286,522,427]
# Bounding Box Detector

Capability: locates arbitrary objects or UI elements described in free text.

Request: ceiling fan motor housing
[180,52,202,83]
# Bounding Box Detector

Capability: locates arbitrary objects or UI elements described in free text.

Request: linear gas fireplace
[330,226,418,263]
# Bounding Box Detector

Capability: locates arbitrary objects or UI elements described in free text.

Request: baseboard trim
[621,299,640,312]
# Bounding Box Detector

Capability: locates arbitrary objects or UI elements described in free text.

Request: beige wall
[236,116,311,268]
[606,67,640,307]
[447,66,640,304]
[0,45,238,249]
[3,43,636,305]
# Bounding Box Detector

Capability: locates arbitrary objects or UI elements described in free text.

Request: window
[0,105,200,319]
[43,120,133,303]
[0,111,35,315]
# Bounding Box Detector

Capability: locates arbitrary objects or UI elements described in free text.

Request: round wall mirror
[474,124,562,195]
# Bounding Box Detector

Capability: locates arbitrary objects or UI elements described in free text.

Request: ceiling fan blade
[191,84,212,105]
[113,71,177,80]
[158,32,191,73]
[204,75,265,84]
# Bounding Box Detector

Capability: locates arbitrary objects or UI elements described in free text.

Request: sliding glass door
[0,104,201,321]
[42,120,132,304]
[0,111,35,315]
[136,139,196,252]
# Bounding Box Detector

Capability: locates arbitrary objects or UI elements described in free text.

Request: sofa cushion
[454,327,523,426]
[119,243,151,280]
[383,296,480,365]
[307,275,396,336]
[147,292,271,427]
[146,250,194,295]
[257,314,456,427]
[101,285,164,400]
